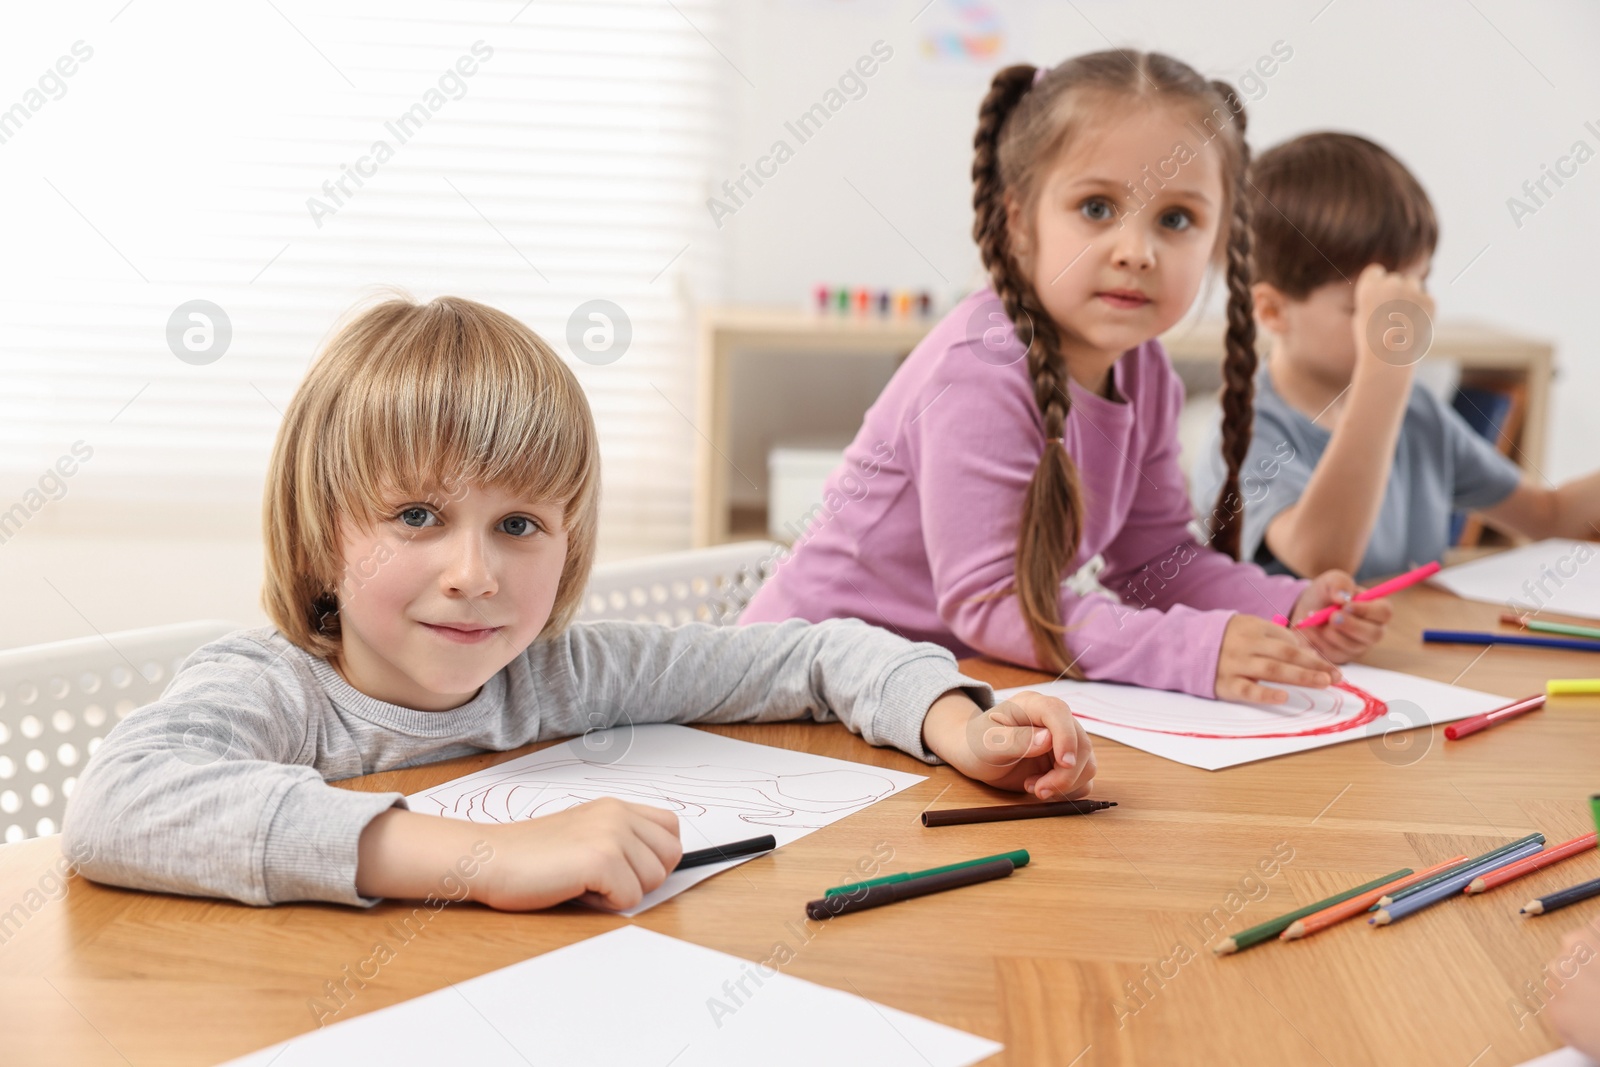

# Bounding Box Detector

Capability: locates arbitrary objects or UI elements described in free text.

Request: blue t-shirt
[1191,367,1523,582]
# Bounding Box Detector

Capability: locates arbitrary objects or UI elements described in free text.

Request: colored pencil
[1549,679,1600,695]
[920,799,1116,827]
[1522,875,1600,916]
[675,834,777,871]
[1213,870,1411,955]
[824,850,1031,898]
[1281,856,1468,940]
[1467,832,1598,893]
[1372,839,1546,924]
[1499,613,1600,642]
[1444,694,1546,740]
[1294,561,1441,630]
[1374,833,1545,907]
[1424,630,1600,654]
[805,858,1015,919]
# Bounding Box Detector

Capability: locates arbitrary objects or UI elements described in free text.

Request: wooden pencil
[1281,856,1467,940]
[1374,833,1544,907]
[1522,876,1600,916]
[1466,832,1597,893]
[1214,869,1411,955]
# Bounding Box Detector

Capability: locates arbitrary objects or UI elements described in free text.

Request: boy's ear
[1251,281,1289,337]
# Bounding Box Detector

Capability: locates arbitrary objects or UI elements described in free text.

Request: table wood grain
[3,577,1598,1066]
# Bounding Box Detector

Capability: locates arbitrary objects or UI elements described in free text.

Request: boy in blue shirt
[1193,132,1600,582]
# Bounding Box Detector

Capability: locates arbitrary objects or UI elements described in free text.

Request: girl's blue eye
[1080,198,1115,223]
[399,506,436,528]
[1160,209,1193,232]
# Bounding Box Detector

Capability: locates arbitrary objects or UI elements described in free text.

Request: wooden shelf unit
[694,306,1554,547]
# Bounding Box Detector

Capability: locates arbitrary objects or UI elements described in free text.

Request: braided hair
[1206,82,1257,562]
[970,52,1256,673]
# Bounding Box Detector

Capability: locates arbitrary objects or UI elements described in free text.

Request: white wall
[6,0,1596,651]
[714,0,1600,484]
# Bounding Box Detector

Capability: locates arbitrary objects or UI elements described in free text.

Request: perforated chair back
[0,620,240,844]
[577,541,784,628]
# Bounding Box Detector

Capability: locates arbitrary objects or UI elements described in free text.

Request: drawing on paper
[410,759,903,828]
[1062,682,1387,740]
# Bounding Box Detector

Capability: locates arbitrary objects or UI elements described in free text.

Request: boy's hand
[1216,613,1340,704]
[468,798,683,912]
[1353,262,1434,379]
[1549,927,1600,1058]
[1290,569,1391,663]
[922,688,1096,801]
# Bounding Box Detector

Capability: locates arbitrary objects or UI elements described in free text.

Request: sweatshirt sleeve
[906,345,1303,699]
[60,636,405,908]
[532,617,995,764]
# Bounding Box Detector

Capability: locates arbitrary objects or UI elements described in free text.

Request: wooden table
[4,580,1598,1066]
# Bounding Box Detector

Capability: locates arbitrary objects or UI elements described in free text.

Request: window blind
[0,0,726,557]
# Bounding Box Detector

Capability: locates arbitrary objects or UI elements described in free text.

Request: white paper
[997,664,1507,770]
[218,925,1002,1067]
[1432,539,1600,620]
[1515,1050,1598,1067]
[407,724,925,913]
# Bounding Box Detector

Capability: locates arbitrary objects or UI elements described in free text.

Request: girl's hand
[469,797,683,912]
[922,689,1096,801]
[1290,569,1391,663]
[1216,613,1341,704]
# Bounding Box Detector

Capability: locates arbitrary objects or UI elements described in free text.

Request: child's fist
[1354,262,1434,374]
[1217,613,1340,705]
[1549,927,1600,1058]
[922,689,1096,801]
[1291,569,1390,663]
[473,797,683,912]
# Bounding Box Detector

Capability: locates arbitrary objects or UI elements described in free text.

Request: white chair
[0,620,240,845]
[577,540,784,628]
[0,542,787,847]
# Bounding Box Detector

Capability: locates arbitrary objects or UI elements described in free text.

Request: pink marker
[1293,560,1441,630]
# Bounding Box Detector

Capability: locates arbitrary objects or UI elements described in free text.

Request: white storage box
[768,441,848,541]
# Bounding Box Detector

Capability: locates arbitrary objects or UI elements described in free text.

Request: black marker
[675,834,778,871]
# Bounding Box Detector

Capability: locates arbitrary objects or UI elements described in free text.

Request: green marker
[1591,794,1600,839]
[1525,619,1600,642]
[824,850,1031,898]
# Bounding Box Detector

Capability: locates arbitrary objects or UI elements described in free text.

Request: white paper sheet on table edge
[216,925,1003,1067]
[1431,538,1600,621]
[1515,1049,1598,1067]
[404,723,926,913]
[996,663,1507,770]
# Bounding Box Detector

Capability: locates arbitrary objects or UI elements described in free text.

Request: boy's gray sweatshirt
[60,618,993,907]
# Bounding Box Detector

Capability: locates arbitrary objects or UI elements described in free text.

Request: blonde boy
[63,295,1095,910]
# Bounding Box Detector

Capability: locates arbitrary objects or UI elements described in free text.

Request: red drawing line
[1070,681,1387,740]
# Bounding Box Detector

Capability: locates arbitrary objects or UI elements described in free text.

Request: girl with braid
[744,50,1389,712]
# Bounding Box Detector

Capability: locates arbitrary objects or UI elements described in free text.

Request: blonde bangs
[263,293,601,658]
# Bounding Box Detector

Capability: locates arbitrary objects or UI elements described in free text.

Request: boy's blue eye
[399,506,436,528]
[500,516,540,537]
[1080,198,1115,223]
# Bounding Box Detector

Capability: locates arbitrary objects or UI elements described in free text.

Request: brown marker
[921,799,1116,828]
